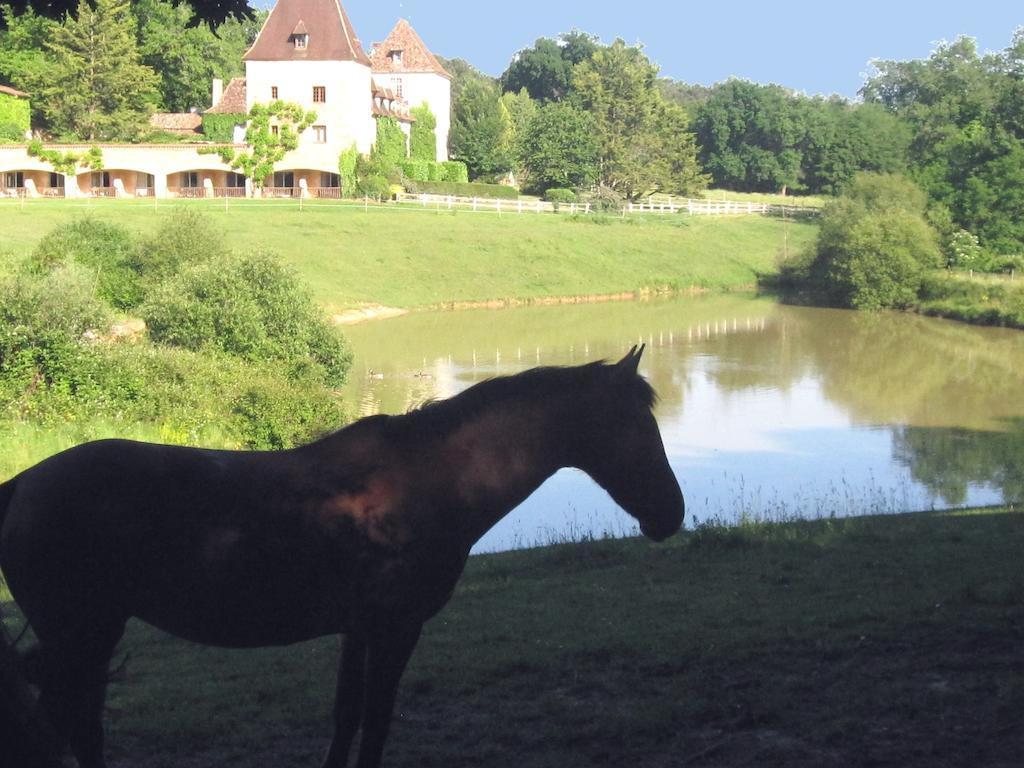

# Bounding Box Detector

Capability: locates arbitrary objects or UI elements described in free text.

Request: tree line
[1,3,1022,256]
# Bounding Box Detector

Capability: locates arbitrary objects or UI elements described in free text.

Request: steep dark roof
[369,19,450,79]
[243,0,370,64]
[206,78,247,114]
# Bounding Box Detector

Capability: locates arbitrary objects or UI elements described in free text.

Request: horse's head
[572,345,684,542]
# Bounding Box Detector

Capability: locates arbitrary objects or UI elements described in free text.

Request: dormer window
[389,49,403,66]
[292,20,309,50]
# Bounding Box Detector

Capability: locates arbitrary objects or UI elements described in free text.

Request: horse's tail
[0,477,64,767]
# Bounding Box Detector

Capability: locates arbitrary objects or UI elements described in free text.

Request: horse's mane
[388,360,657,436]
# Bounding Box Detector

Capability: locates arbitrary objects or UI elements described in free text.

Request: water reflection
[340,295,1024,551]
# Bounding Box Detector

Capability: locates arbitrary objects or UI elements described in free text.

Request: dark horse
[0,345,683,768]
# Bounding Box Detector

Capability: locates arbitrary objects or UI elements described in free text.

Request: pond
[340,294,1024,552]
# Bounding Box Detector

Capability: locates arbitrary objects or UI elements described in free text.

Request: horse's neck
[439,397,571,544]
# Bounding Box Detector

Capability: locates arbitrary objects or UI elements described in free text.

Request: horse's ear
[615,344,645,376]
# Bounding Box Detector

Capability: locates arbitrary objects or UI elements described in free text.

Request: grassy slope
[0,199,817,312]
[4,509,1019,768]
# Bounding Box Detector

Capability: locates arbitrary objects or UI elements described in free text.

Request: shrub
[427,161,444,182]
[399,158,430,183]
[358,174,391,201]
[338,144,359,198]
[132,208,226,285]
[440,161,469,183]
[807,174,943,309]
[31,218,143,309]
[141,251,351,387]
[0,122,24,143]
[405,180,517,199]
[544,188,577,210]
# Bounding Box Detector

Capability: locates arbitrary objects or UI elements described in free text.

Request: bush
[338,144,359,198]
[0,122,24,143]
[132,208,226,285]
[441,161,469,183]
[405,180,518,199]
[807,174,943,309]
[544,188,577,211]
[358,174,391,200]
[141,251,351,387]
[31,218,143,309]
[399,158,430,183]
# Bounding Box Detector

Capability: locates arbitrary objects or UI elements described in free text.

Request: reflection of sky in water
[341,301,1019,553]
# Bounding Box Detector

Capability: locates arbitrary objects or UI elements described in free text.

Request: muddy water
[340,295,1024,552]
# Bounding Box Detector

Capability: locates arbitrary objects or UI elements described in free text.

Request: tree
[31,0,159,140]
[204,101,316,193]
[449,80,512,180]
[0,5,56,99]
[573,40,706,198]
[806,174,943,310]
[3,0,253,29]
[518,101,597,192]
[692,79,805,193]
[409,103,437,161]
[861,34,1024,253]
[134,0,260,113]
[500,30,599,102]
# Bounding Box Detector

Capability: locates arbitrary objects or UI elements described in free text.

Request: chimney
[211,78,224,108]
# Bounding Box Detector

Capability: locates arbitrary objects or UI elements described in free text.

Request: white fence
[395,192,591,215]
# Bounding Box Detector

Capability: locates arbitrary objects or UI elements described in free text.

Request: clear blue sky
[318,0,1021,98]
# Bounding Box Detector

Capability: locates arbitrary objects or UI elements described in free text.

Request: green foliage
[573,40,708,199]
[30,0,159,140]
[862,33,1024,253]
[499,31,599,101]
[26,139,103,175]
[0,121,24,141]
[947,229,985,270]
[404,180,518,199]
[0,6,56,128]
[440,161,469,183]
[805,174,943,309]
[372,116,407,172]
[518,101,597,192]
[132,208,225,285]
[357,174,391,201]
[338,143,358,198]
[543,188,576,204]
[141,251,351,387]
[398,158,429,182]
[134,0,260,113]
[0,90,29,135]
[449,79,513,180]
[409,103,437,162]
[201,113,244,143]
[204,101,316,190]
[31,218,143,308]
[918,272,1024,329]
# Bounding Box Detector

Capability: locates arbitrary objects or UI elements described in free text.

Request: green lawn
[0,198,817,313]
[3,508,1020,767]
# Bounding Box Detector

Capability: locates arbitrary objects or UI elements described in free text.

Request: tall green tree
[134,0,260,113]
[500,31,599,102]
[32,0,158,140]
[449,79,512,180]
[518,101,597,192]
[862,33,1024,253]
[573,40,706,198]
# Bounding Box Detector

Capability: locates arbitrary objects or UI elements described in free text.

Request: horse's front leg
[321,633,367,768]
[353,623,423,768]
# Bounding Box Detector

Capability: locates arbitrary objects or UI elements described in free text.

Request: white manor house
[0,0,451,199]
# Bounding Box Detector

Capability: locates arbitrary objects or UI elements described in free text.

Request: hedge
[405,179,518,199]
[201,113,245,143]
[0,92,29,139]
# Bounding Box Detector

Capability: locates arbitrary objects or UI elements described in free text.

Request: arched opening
[169,169,246,198]
[76,169,156,198]
[263,169,341,198]
[2,169,65,197]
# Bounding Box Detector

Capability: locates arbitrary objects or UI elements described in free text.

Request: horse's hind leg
[35,617,125,768]
[322,633,367,768]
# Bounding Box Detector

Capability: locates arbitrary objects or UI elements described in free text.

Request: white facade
[383,72,451,162]
[246,59,377,161]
